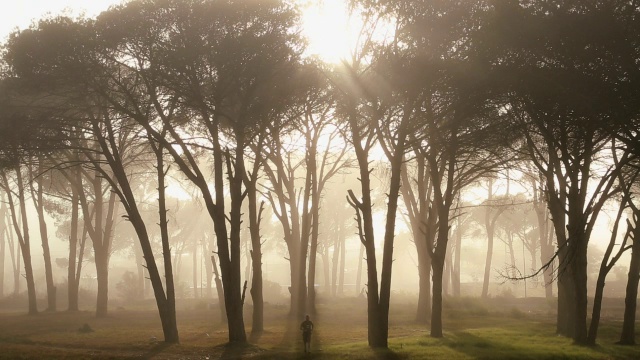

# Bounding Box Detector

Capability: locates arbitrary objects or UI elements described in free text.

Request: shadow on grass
[441,331,608,360]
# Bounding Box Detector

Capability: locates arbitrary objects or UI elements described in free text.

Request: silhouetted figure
[300,314,314,353]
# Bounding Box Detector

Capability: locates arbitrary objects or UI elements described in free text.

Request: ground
[0,295,638,359]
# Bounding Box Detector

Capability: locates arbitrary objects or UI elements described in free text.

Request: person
[300,314,314,353]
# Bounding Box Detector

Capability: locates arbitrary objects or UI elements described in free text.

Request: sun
[298,0,363,63]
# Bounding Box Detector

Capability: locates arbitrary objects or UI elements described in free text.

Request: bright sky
[0,0,357,63]
[0,0,121,41]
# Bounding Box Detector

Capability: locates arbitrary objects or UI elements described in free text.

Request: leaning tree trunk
[587,269,607,345]
[619,220,640,345]
[3,169,38,315]
[481,220,495,298]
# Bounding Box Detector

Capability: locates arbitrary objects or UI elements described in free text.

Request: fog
[1,0,639,356]
[1,165,629,310]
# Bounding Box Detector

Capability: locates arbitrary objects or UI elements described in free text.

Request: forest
[0,0,639,359]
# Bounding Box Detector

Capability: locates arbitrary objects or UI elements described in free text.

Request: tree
[0,165,38,314]
[387,0,506,338]
[94,0,304,343]
[262,63,349,317]
[4,14,183,341]
[617,163,640,345]
[482,0,640,343]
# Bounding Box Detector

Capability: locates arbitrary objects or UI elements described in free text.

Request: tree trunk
[93,190,117,319]
[619,223,640,345]
[355,243,364,297]
[306,142,321,314]
[541,243,555,299]
[193,242,199,299]
[211,255,226,322]
[288,247,302,318]
[364,238,383,346]
[307,224,319,314]
[587,272,606,345]
[134,240,145,300]
[416,249,431,322]
[556,248,575,337]
[443,240,452,296]
[321,249,330,295]
[68,185,80,311]
[155,143,180,343]
[431,256,444,337]
[31,159,56,312]
[3,169,38,315]
[246,179,264,335]
[572,236,589,344]
[249,249,264,335]
[331,237,339,297]
[482,221,495,298]
[482,180,495,298]
[95,250,110,318]
[338,232,346,296]
[452,226,462,297]
[0,199,6,298]
[12,233,20,295]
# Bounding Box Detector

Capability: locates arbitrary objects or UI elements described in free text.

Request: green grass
[0,296,638,359]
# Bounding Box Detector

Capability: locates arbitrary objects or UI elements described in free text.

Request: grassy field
[0,296,638,359]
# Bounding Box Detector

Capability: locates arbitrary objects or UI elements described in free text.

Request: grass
[0,296,638,359]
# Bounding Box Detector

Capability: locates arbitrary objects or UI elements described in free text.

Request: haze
[0,1,639,359]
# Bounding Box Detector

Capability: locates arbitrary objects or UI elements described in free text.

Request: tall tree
[482,0,640,343]
[386,0,505,338]
[94,0,304,343]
